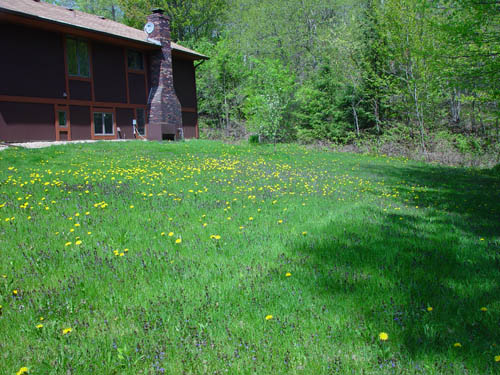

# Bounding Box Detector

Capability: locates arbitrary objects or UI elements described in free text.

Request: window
[128,50,144,70]
[58,111,67,127]
[136,108,146,136]
[94,112,113,135]
[67,38,90,77]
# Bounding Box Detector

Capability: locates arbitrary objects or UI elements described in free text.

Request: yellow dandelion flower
[87,231,92,235]
[161,232,165,236]
[12,289,18,295]
[453,342,462,348]
[265,315,273,320]
[168,232,174,237]
[16,367,29,375]
[62,327,73,335]
[285,272,292,277]
[65,242,72,246]
[427,307,433,312]
[124,248,129,252]
[277,219,283,224]
[480,307,488,312]
[130,205,134,209]
[175,238,182,244]
[302,231,307,236]
[85,212,90,215]
[39,317,44,321]
[379,332,389,341]
[249,217,254,221]
[119,253,125,257]
[494,355,500,362]
[75,240,82,245]
[36,324,43,329]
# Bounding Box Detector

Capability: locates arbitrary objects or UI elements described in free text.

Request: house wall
[172,57,199,139]
[0,24,66,99]
[0,22,149,142]
[0,20,200,142]
[0,102,55,142]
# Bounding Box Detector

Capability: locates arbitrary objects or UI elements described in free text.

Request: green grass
[0,140,499,374]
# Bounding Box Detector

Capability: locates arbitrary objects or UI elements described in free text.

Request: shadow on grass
[290,163,500,373]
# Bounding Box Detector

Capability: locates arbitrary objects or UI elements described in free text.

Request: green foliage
[243,58,295,144]
[248,134,260,144]
[117,0,228,41]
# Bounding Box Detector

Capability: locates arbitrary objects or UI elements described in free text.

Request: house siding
[92,42,127,103]
[0,102,55,142]
[0,14,201,142]
[0,23,65,99]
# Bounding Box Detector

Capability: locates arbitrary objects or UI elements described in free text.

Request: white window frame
[93,112,114,136]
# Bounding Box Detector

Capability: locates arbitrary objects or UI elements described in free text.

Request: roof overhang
[0,5,208,60]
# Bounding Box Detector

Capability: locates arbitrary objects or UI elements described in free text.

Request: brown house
[0,0,207,142]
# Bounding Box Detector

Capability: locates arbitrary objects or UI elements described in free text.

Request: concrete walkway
[0,139,131,151]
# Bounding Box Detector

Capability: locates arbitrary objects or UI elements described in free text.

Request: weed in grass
[0,140,499,374]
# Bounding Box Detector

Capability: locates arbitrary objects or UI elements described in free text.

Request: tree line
[46,0,500,162]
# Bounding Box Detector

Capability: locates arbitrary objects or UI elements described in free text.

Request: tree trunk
[352,102,360,137]
[373,99,381,134]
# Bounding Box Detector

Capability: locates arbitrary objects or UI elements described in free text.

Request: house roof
[0,0,207,60]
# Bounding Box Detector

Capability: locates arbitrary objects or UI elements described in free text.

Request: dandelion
[62,327,73,335]
[168,232,174,237]
[379,332,389,341]
[480,307,488,312]
[75,240,82,245]
[285,272,292,277]
[302,231,307,236]
[495,355,500,362]
[16,367,29,375]
[265,315,273,321]
[12,289,18,296]
[277,219,283,224]
[130,205,134,209]
[175,238,182,244]
[65,242,72,246]
[36,324,43,329]
[39,317,44,321]
[161,232,165,236]
[427,307,433,312]
[210,235,221,240]
[249,217,254,221]
[453,342,461,348]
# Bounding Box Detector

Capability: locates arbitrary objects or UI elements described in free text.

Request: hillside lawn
[0,140,499,374]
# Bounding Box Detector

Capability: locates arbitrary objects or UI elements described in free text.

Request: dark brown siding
[181,112,197,139]
[172,58,196,107]
[70,105,91,140]
[128,73,147,104]
[0,23,65,99]
[92,43,127,103]
[69,80,92,101]
[116,108,134,139]
[0,102,55,142]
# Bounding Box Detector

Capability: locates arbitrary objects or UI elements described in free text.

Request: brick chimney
[147,9,182,140]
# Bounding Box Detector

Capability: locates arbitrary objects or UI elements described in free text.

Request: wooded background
[45,0,499,164]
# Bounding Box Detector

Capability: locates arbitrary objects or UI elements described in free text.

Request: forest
[46,0,500,166]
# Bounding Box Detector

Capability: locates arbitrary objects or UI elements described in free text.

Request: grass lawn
[0,140,499,374]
